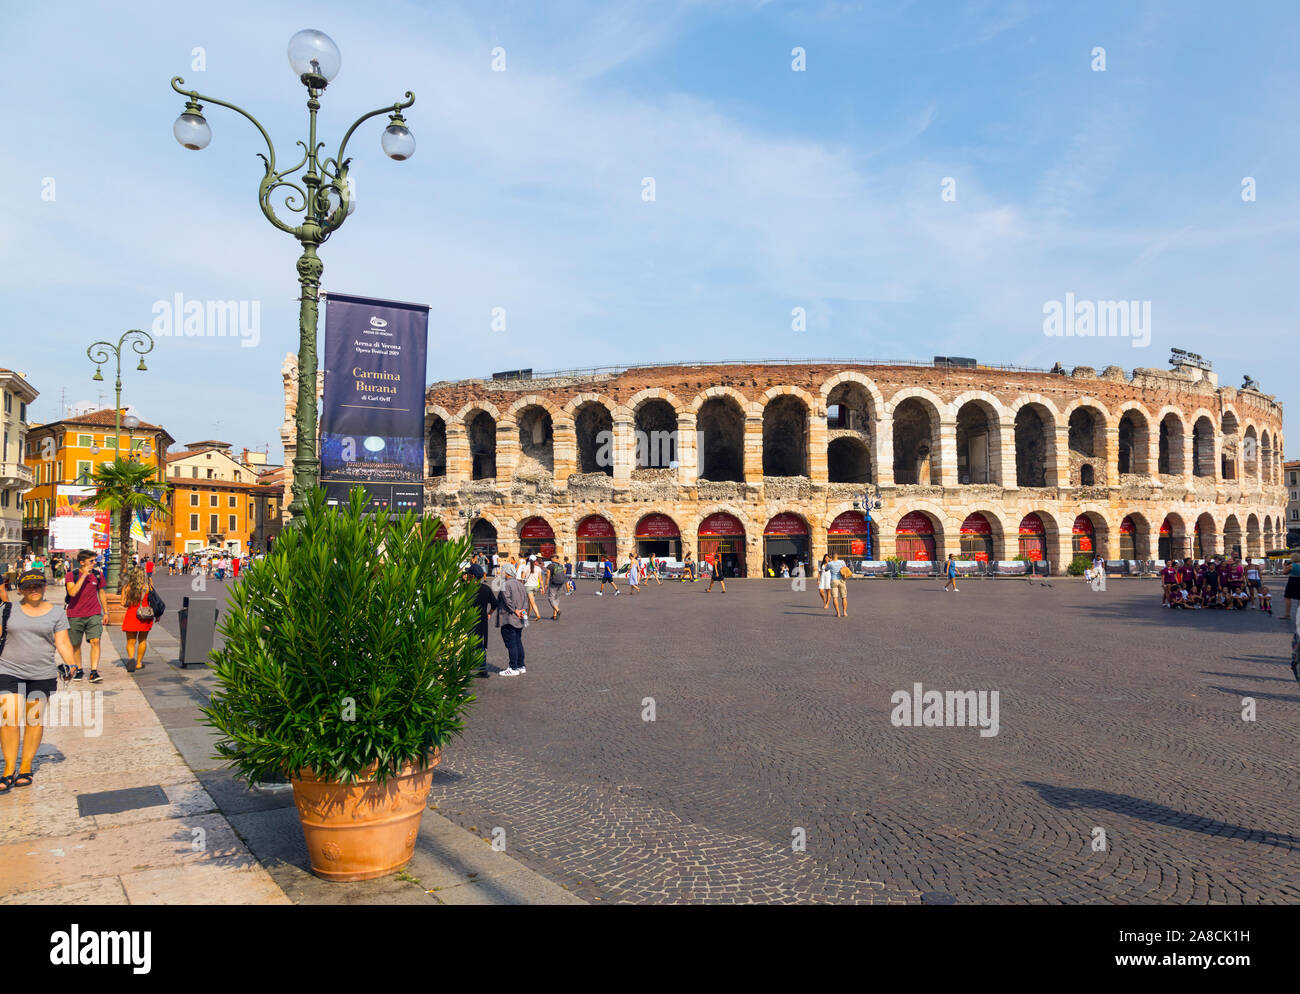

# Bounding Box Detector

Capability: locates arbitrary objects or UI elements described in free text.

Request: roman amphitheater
[283,355,1288,577]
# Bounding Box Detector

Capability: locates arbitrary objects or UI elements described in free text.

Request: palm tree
[79,459,171,590]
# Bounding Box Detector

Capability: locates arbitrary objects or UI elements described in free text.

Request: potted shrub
[203,487,481,881]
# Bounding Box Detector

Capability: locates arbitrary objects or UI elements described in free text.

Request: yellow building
[1,369,39,564]
[164,441,283,554]
[21,409,173,556]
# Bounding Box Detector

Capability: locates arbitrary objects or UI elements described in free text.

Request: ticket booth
[518,517,556,559]
[1071,514,1095,557]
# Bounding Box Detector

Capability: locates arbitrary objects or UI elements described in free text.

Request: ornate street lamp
[86,330,155,589]
[855,484,882,560]
[169,29,416,520]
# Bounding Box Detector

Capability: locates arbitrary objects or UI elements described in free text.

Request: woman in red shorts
[119,566,156,673]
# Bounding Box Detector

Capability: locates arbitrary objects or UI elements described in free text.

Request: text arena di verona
[282,354,1287,577]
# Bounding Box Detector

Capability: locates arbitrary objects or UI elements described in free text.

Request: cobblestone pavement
[426,576,1300,904]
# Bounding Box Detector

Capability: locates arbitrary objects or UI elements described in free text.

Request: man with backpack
[63,549,107,684]
[546,557,566,619]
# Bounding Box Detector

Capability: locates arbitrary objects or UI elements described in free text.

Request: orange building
[163,441,283,554]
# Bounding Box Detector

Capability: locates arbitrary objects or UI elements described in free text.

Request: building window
[191,466,198,478]
[209,494,217,506]
[189,491,199,506]
[228,495,237,508]
[190,513,199,530]
[209,514,218,533]
[228,515,237,531]
[76,461,92,484]
[2,391,9,412]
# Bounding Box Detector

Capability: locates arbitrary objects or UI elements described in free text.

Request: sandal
[12,772,33,788]
[0,775,13,795]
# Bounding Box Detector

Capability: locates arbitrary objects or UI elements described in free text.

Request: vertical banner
[320,292,430,516]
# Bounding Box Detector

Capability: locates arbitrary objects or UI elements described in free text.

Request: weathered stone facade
[283,357,1288,574]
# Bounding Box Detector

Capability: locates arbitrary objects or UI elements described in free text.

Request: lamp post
[86,329,154,589]
[857,484,882,560]
[169,29,416,521]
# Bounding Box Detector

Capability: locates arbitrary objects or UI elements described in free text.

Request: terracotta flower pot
[103,592,128,627]
[290,749,440,882]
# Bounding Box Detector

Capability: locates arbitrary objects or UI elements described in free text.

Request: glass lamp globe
[173,112,211,150]
[288,29,341,84]
[382,123,415,161]
[123,414,140,430]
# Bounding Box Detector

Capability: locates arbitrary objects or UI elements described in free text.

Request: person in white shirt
[628,555,641,595]
[828,557,848,617]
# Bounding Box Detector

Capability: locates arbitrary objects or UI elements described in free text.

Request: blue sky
[2,0,1297,457]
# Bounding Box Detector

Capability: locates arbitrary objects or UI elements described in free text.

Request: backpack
[0,600,11,658]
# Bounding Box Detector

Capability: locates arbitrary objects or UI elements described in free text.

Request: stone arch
[689,385,754,416]
[1157,408,1186,476]
[465,408,497,480]
[819,371,885,416]
[1064,399,1110,485]
[1219,408,1241,481]
[572,399,614,476]
[626,387,686,417]
[762,392,810,477]
[1118,510,1153,560]
[1260,429,1274,485]
[1159,511,1189,560]
[1242,424,1259,480]
[1012,399,1056,488]
[953,507,1013,561]
[953,396,1005,485]
[892,503,948,560]
[1194,511,1219,558]
[504,394,562,423]
[513,402,555,475]
[453,400,502,423]
[632,395,680,469]
[687,504,754,566]
[887,389,944,486]
[1016,509,1062,561]
[1116,403,1153,477]
[426,406,450,478]
[760,383,819,412]
[1223,513,1243,558]
[1073,505,1112,559]
[696,394,747,482]
[1246,513,1262,557]
[828,435,872,483]
[1192,414,1216,478]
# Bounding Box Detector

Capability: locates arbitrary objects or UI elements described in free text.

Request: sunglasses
[19,582,46,591]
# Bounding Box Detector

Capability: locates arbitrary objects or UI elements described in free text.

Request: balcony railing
[0,462,35,488]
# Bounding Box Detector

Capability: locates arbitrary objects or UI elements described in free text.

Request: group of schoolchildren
[1159,556,1271,612]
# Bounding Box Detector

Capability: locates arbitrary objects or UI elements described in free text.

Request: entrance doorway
[470,519,497,559]
[826,510,877,561]
[763,512,809,576]
[895,511,936,561]
[959,512,994,562]
[698,511,746,577]
[635,512,681,560]
[576,515,617,564]
[1072,514,1095,557]
[1017,513,1047,561]
[518,516,557,559]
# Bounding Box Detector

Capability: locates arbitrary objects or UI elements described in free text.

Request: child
[1257,583,1272,614]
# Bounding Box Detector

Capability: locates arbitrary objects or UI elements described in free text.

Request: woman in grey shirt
[1,569,79,792]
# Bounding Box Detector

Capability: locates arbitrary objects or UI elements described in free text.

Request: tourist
[144,555,155,581]
[1160,560,1179,606]
[232,554,242,580]
[944,554,959,592]
[828,553,848,618]
[1257,582,1273,614]
[628,554,641,595]
[463,564,497,678]
[563,556,575,594]
[818,554,832,609]
[1244,558,1262,605]
[1282,552,1300,624]
[119,566,160,673]
[64,549,107,684]
[546,556,566,619]
[490,550,500,577]
[1291,602,1300,686]
[494,563,528,677]
[1200,559,1223,608]
[524,555,543,620]
[598,555,619,596]
[0,569,80,794]
[683,551,696,582]
[705,555,726,593]
[648,553,663,585]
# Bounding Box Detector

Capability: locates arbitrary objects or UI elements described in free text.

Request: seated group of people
[1160,556,1271,611]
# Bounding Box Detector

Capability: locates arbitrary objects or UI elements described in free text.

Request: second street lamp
[169,28,416,521]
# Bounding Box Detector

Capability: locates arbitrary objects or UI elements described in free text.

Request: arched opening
[470,518,497,558]
[1018,513,1048,561]
[1223,514,1242,559]
[1192,416,1215,478]
[697,512,746,578]
[762,395,809,477]
[959,512,995,562]
[515,406,554,475]
[1159,514,1187,561]
[1220,412,1239,481]
[1246,514,1261,557]
[895,511,938,561]
[1260,431,1274,485]
[1243,426,1259,480]
[634,399,678,469]
[427,416,447,477]
[955,401,1000,485]
[1072,514,1099,558]
[1194,513,1217,559]
[1014,405,1050,487]
[635,512,681,560]
[576,515,617,563]
[892,398,940,485]
[1158,414,1184,476]
[763,512,809,577]
[467,410,497,480]
[697,397,745,482]
[1118,514,1145,560]
[574,402,614,476]
[827,381,874,481]
[1068,407,1106,484]
[828,437,872,483]
[1118,410,1150,476]
[827,510,878,561]
[518,516,556,559]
